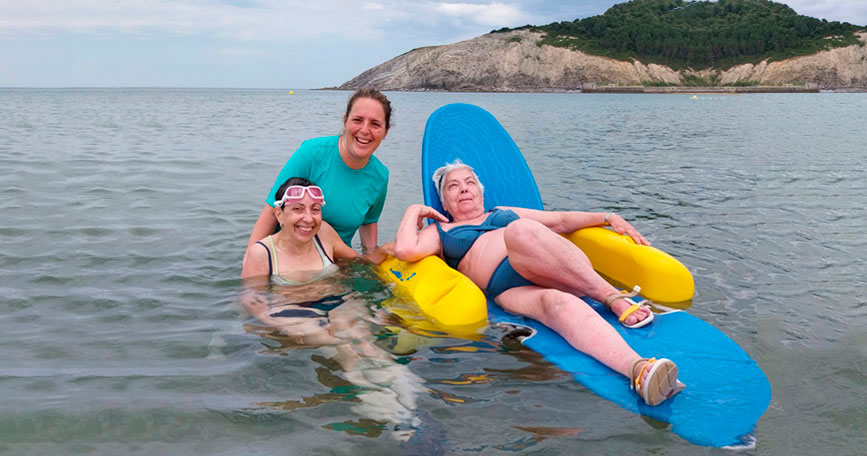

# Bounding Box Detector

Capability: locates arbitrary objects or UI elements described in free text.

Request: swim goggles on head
[275,185,326,207]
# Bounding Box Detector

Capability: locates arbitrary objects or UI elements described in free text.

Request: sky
[1,0,865,88]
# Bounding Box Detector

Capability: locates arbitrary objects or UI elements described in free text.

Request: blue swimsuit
[435,209,534,298]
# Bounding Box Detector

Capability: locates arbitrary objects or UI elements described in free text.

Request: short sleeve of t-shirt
[265,136,389,245]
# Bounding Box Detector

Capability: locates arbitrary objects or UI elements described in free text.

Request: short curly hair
[431,159,485,201]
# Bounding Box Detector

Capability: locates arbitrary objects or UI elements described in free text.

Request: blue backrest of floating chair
[421,103,543,215]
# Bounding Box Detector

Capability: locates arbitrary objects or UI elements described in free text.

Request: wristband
[604,212,614,225]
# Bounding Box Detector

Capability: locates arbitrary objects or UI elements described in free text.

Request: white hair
[432,159,485,201]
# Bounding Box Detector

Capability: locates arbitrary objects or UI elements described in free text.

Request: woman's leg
[496,286,639,377]
[502,219,651,326]
[328,298,394,364]
[496,286,682,405]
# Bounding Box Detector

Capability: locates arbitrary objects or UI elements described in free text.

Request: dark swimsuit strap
[433,220,445,236]
[257,235,332,279]
[255,240,273,276]
[313,234,334,265]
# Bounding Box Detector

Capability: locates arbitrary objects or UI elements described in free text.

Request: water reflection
[240,271,429,443]
[238,271,590,451]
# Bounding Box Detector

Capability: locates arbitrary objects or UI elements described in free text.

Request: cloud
[779,1,867,25]
[0,1,547,42]
[217,47,268,57]
[435,2,532,26]
[361,2,386,11]
[0,1,387,41]
[4,1,859,63]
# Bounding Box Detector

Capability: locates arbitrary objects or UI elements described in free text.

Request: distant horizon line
[0,86,344,90]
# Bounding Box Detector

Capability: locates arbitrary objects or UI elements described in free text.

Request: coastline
[319,86,867,94]
[580,84,821,94]
[336,29,867,94]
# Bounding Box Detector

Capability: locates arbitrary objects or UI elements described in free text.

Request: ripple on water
[2,90,867,454]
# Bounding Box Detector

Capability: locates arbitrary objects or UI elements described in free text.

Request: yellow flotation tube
[376,227,693,332]
[375,254,487,335]
[563,227,694,303]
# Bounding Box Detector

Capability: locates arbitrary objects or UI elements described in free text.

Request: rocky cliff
[339,30,867,91]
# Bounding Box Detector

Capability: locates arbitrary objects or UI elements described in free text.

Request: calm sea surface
[1,89,865,455]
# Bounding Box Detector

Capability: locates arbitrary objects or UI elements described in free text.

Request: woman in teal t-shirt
[246,89,392,255]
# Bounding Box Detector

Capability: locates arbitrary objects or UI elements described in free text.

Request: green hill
[496,0,864,70]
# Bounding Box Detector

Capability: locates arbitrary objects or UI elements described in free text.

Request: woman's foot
[630,357,685,406]
[603,289,654,328]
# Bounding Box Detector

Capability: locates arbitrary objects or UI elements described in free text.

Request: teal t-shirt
[267,136,389,245]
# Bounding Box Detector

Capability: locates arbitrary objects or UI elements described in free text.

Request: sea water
[1,88,865,455]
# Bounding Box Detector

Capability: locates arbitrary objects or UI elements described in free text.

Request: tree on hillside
[498,0,863,69]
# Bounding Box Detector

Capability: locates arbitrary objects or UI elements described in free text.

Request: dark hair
[274,177,315,210]
[345,88,393,129]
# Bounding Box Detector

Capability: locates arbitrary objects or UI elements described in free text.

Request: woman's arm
[505,207,649,246]
[358,223,378,253]
[320,222,360,260]
[393,204,448,262]
[241,241,272,278]
[358,174,388,252]
[505,207,600,232]
[240,287,340,346]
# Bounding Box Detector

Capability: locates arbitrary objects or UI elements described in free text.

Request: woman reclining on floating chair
[393,160,684,406]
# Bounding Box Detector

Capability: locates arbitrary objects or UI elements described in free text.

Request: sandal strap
[629,357,644,391]
[603,285,641,310]
[618,304,642,323]
[630,357,656,391]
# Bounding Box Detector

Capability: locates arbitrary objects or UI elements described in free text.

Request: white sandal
[603,285,654,329]
[630,357,686,406]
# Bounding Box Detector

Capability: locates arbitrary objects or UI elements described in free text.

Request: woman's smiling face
[342,97,388,163]
[276,194,323,243]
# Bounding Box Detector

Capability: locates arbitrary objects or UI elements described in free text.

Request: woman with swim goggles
[245,89,393,259]
[241,175,369,355]
[242,177,357,283]
[241,177,425,440]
